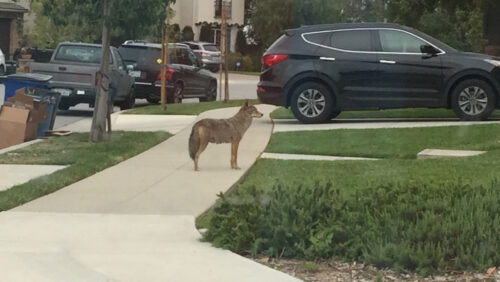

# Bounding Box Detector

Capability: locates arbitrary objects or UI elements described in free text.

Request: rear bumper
[257,83,285,106]
[134,81,173,99]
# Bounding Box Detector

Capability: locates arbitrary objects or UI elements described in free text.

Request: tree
[235,28,247,54]
[38,0,174,45]
[39,0,176,141]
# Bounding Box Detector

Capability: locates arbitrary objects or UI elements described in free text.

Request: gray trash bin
[26,89,61,137]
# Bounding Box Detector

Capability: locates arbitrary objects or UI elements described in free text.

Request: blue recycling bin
[2,73,52,102]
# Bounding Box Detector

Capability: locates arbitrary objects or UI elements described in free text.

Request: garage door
[0,19,11,59]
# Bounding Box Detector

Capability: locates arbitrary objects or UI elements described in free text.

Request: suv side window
[303,32,330,46]
[378,29,426,53]
[329,30,372,52]
[176,48,193,66]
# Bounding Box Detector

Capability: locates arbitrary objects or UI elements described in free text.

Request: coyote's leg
[231,139,241,169]
[194,128,209,171]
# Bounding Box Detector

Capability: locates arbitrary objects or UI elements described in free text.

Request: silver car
[182,41,220,73]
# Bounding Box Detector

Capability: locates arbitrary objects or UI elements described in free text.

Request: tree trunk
[90,0,111,142]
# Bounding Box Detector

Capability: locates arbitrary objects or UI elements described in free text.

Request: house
[0,0,31,60]
[172,0,244,52]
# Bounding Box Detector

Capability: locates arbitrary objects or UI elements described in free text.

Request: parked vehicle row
[258,22,500,123]
[22,40,217,110]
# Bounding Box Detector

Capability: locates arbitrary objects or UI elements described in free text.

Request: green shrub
[226,52,260,72]
[203,181,500,276]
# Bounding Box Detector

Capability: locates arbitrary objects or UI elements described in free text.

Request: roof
[288,22,405,33]
[0,2,29,13]
[120,42,189,49]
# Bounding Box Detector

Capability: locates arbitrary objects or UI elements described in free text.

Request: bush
[203,181,500,276]
[182,26,194,41]
[226,52,260,72]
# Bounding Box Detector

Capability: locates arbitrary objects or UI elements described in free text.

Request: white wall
[171,0,244,51]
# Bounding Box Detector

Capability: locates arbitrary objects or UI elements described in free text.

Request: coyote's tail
[189,124,200,160]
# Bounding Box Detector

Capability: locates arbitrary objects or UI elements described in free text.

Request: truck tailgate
[29,62,97,89]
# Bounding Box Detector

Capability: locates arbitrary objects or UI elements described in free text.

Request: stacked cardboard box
[0,89,48,149]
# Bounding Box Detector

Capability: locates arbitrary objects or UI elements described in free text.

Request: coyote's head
[240,100,263,118]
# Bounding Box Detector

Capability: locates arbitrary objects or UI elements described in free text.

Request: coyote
[189,100,264,171]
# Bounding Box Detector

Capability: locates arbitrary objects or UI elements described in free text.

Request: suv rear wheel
[167,83,183,104]
[200,81,217,102]
[120,88,136,110]
[290,82,334,123]
[451,79,496,121]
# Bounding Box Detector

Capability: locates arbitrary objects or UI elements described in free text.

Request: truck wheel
[0,65,5,75]
[290,82,334,123]
[120,88,136,110]
[451,79,496,121]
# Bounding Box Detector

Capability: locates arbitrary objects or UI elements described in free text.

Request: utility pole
[160,3,169,111]
[218,19,224,101]
[90,0,111,142]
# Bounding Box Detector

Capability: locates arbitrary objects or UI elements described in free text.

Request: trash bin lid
[6,73,53,82]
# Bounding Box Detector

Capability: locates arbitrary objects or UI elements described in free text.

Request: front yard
[200,123,500,277]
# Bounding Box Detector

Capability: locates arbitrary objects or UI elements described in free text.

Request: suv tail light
[24,66,30,73]
[262,54,288,67]
[157,68,174,81]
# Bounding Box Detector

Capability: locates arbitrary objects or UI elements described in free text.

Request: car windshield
[55,45,112,63]
[203,44,219,52]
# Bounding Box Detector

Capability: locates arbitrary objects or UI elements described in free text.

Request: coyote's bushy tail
[189,125,200,160]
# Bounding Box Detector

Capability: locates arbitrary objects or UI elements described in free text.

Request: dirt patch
[253,256,500,282]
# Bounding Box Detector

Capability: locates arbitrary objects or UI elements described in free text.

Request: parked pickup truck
[26,42,135,110]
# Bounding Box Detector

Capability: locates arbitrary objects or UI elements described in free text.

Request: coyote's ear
[243,99,249,107]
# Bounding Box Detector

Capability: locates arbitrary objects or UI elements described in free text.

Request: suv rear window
[119,46,162,67]
[203,44,219,52]
[330,30,373,52]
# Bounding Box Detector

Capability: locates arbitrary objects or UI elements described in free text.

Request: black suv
[258,23,500,123]
[118,42,217,104]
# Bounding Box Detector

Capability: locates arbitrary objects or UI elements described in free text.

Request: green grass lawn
[125,100,259,115]
[267,124,500,159]
[270,107,500,120]
[199,124,500,275]
[229,71,260,76]
[0,131,170,211]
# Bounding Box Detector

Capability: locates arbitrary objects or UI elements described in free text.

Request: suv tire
[451,79,496,121]
[167,84,183,104]
[290,82,334,123]
[200,81,217,102]
[0,65,5,75]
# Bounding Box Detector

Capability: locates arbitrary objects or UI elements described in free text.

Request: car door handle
[59,66,67,71]
[320,57,336,61]
[379,60,396,64]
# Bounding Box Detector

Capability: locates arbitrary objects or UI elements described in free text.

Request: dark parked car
[118,42,217,104]
[258,23,500,123]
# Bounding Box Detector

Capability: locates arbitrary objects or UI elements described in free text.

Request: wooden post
[218,26,224,101]
[160,4,169,111]
[222,8,229,102]
[90,0,111,142]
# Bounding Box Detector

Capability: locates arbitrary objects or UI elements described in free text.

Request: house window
[213,28,231,51]
[215,0,231,19]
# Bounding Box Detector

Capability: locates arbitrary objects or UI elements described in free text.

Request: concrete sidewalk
[2,104,300,281]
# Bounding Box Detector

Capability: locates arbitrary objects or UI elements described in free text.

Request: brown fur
[188,100,263,171]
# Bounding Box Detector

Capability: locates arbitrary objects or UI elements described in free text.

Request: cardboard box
[0,106,31,149]
[0,89,49,149]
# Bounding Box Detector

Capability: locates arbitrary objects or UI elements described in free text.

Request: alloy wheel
[458,86,488,116]
[297,89,326,118]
